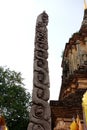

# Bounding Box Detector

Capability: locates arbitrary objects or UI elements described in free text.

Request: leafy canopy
[0,66,31,130]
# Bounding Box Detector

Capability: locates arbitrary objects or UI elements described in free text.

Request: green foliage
[0,66,31,130]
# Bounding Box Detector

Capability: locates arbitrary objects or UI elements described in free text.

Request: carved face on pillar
[37,89,44,98]
[35,105,44,118]
[42,11,48,26]
[36,11,48,26]
[37,60,44,67]
[33,124,44,130]
[38,72,44,83]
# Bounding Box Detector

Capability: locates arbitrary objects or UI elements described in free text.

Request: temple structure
[50,3,87,130]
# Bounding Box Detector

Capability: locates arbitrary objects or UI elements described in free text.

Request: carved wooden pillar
[27,11,51,130]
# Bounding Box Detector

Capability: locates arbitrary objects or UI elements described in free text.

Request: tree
[0,66,31,130]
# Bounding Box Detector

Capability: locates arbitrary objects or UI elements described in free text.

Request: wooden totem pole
[27,11,51,130]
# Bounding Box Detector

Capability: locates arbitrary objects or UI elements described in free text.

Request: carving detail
[27,11,51,130]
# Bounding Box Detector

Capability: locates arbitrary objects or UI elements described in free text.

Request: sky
[0,0,85,100]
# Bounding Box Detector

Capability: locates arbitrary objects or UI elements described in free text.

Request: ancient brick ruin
[50,8,87,130]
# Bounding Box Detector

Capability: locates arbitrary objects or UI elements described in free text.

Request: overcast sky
[0,0,85,100]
